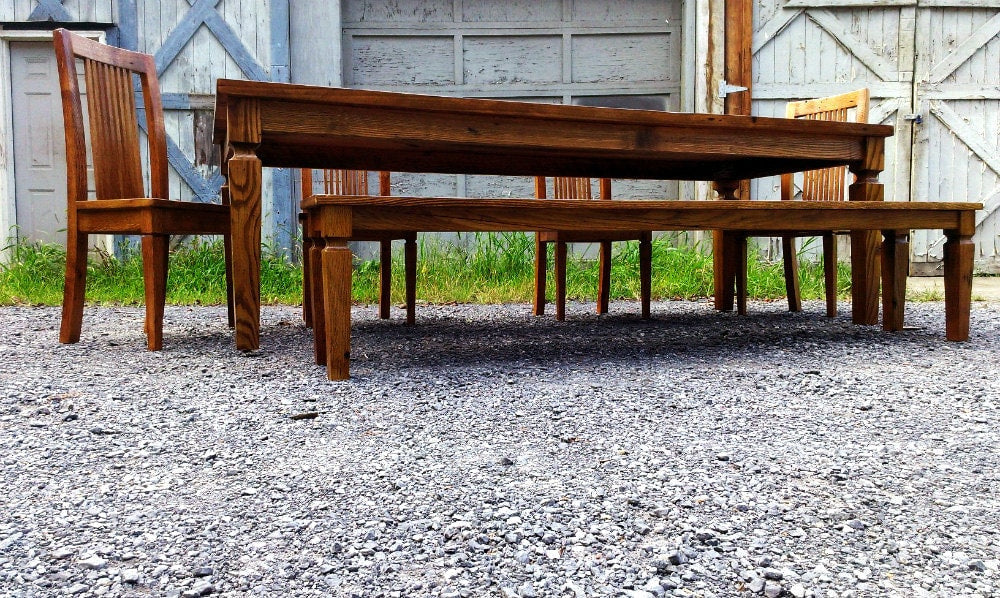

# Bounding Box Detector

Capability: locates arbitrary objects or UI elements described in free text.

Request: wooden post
[849,136,885,326]
[225,98,263,351]
[881,229,909,332]
[714,0,754,311]
[943,213,976,341]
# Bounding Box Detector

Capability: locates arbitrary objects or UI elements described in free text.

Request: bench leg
[713,231,736,312]
[322,242,353,380]
[310,243,326,366]
[944,231,974,341]
[735,234,748,316]
[850,230,880,326]
[881,229,909,332]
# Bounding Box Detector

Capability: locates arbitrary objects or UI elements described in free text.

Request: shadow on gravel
[246,302,958,376]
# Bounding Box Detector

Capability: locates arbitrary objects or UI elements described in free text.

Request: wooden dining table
[213,79,896,353]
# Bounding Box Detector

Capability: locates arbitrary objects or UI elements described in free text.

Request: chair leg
[736,234,748,316]
[404,234,417,326]
[141,235,169,351]
[597,240,612,315]
[533,237,547,316]
[301,235,313,328]
[224,234,235,329]
[379,239,391,320]
[782,236,802,312]
[639,233,652,319]
[555,241,567,322]
[823,233,838,317]
[59,229,89,344]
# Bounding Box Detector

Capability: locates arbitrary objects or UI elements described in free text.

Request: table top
[214,79,894,182]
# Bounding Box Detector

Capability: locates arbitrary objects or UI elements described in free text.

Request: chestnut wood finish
[214,80,897,352]
[54,29,233,351]
[533,177,652,321]
[302,197,979,379]
[300,169,416,335]
[737,89,872,318]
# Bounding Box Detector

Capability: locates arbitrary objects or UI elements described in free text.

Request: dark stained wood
[53,28,232,351]
[300,196,980,378]
[214,80,894,351]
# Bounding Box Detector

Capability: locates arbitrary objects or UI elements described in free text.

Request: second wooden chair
[735,89,870,317]
[300,169,417,327]
[533,176,653,321]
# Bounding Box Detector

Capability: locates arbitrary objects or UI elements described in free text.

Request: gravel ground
[1,300,998,598]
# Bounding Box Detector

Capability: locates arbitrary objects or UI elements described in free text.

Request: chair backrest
[301,169,391,199]
[534,176,611,200]
[781,89,869,202]
[53,28,167,203]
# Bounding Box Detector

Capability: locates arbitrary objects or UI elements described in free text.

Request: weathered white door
[910,4,1000,273]
[753,0,1000,271]
[751,0,917,261]
[10,41,67,246]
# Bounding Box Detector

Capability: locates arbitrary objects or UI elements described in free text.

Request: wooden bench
[302,196,981,380]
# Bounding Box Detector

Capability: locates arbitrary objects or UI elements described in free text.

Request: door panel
[911,6,1000,272]
[11,42,65,246]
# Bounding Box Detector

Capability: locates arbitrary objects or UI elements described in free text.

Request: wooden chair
[533,176,652,321]
[300,169,416,327]
[53,28,233,350]
[736,89,870,317]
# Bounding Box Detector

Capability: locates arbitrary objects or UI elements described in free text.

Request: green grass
[0,233,852,307]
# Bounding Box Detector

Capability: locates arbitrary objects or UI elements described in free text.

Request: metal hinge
[903,113,923,124]
[718,80,748,98]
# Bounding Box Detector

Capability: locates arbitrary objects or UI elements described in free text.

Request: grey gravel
[1,300,999,598]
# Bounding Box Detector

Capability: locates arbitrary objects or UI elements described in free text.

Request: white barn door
[753,0,1000,271]
[910,4,1000,273]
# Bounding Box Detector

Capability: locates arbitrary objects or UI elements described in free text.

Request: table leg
[713,180,740,312]
[944,231,974,341]
[850,230,880,325]
[881,229,909,332]
[322,241,353,380]
[227,151,262,350]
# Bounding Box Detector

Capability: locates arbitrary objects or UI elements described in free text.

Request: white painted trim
[0,28,111,259]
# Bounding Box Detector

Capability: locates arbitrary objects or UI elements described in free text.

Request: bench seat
[300,196,982,379]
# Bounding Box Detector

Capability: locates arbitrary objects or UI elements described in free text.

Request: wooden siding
[342,0,683,212]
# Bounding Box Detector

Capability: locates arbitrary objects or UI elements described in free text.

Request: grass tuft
[1,233,858,307]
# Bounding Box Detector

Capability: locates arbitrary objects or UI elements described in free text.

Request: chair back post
[52,29,89,207]
[301,168,314,199]
[534,176,547,199]
[378,171,391,196]
[599,178,612,200]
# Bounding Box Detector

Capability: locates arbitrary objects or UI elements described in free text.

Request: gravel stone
[1,302,998,598]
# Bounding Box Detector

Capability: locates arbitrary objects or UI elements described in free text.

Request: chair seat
[76,198,229,235]
[537,229,650,243]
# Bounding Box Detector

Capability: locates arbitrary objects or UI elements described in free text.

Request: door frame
[0,28,106,256]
